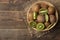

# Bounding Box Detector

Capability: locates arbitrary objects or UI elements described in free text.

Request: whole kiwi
[45,22,50,27]
[48,6,55,15]
[32,4,40,12]
[41,2,48,8]
[37,15,45,23]
[49,15,56,23]
[28,13,33,21]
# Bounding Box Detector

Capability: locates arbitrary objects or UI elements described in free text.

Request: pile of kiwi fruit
[27,2,57,31]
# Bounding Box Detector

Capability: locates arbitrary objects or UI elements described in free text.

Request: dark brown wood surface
[0,0,60,40]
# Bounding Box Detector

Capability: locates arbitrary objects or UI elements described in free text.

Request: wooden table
[0,0,60,40]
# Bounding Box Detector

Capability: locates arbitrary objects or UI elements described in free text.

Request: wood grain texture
[0,0,60,40]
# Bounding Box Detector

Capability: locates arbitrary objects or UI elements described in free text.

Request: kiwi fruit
[49,15,56,23]
[32,4,40,12]
[45,22,50,27]
[40,2,48,8]
[28,13,33,21]
[48,6,55,15]
[37,15,45,23]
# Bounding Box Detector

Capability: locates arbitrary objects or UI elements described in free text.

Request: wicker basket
[27,1,58,37]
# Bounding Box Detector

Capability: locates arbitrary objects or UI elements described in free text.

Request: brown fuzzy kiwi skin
[40,2,48,9]
[28,13,33,22]
[32,4,40,12]
[44,22,50,27]
[48,6,55,15]
[37,15,45,23]
[49,15,56,24]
